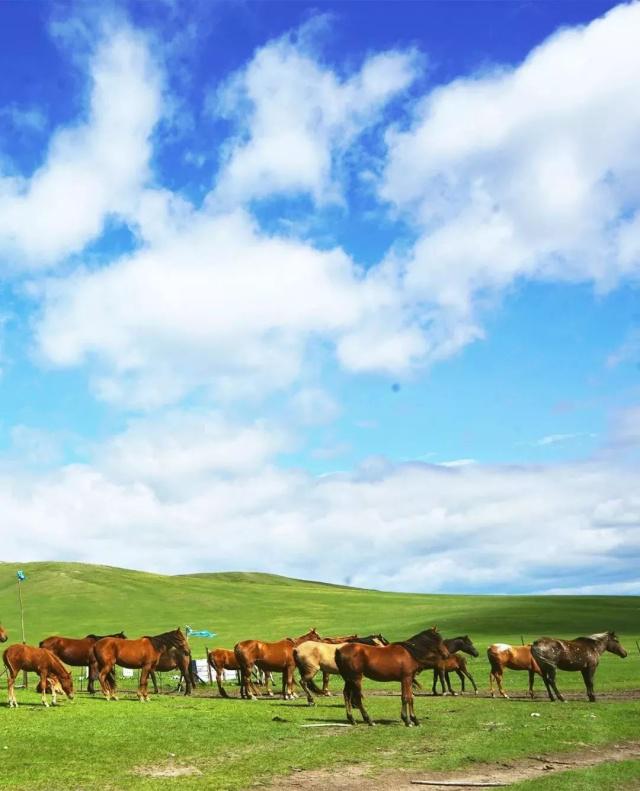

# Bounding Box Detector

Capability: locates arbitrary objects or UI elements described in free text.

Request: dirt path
[268,741,640,789]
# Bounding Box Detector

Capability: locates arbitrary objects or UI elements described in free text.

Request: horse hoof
[367,721,375,727]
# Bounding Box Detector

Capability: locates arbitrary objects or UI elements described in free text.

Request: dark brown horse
[487,643,541,699]
[431,636,479,695]
[3,644,74,708]
[294,634,390,705]
[235,628,322,700]
[335,627,449,726]
[532,631,627,703]
[40,631,126,694]
[94,628,190,701]
[148,645,197,695]
[0,624,7,643]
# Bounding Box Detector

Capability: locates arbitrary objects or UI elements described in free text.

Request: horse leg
[321,671,331,696]
[300,673,315,706]
[547,667,564,703]
[216,668,228,698]
[463,669,478,695]
[6,664,17,708]
[400,676,412,726]
[40,671,49,707]
[139,666,152,702]
[582,667,596,703]
[343,680,356,725]
[445,670,456,696]
[408,677,420,726]
[431,669,439,696]
[412,671,423,691]
[528,669,536,699]
[540,667,557,702]
[495,669,509,699]
[263,670,274,697]
[352,675,373,726]
[150,671,159,695]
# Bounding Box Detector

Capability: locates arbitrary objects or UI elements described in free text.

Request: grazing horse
[335,627,449,726]
[3,644,74,708]
[294,634,390,705]
[532,631,627,703]
[94,628,190,702]
[431,636,479,696]
[40,632,126,694]
[235,628,322,700]
[487,643,541,699]
[0,624,7,643]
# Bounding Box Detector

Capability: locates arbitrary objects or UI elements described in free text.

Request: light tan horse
[487,643,541,699]
[0,624,7,643]
[235,628,322,700]
[3,644,74,708]
[294,634,389,705]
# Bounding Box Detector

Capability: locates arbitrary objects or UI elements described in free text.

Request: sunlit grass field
[0,562,638,790]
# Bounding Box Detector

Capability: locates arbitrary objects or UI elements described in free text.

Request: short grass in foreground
[0,562,639,789]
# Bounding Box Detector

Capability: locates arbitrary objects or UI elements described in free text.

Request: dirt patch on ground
[267,741,640,789]
[134,763,203,779]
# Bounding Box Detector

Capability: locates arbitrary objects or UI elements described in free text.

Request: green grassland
[0,562,639,790]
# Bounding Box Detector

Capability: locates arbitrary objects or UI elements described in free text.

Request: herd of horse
[0,622,628,724]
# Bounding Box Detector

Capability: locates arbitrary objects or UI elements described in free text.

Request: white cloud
[1,441,639,593]
[0,25,162,268]
[34,209,421,407]
[210,23,419,206]
[380,2,640,361]
[534,433,590,447]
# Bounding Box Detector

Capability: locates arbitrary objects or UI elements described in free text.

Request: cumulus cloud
[0,25,162,268]
[34,209,421,407]
[380,2,640,361]
[211,22,419,206]
[1,435,639,593]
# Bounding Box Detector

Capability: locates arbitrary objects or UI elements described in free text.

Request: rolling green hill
[1,561,638,652]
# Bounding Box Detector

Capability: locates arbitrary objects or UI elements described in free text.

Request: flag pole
[16,571,28,689]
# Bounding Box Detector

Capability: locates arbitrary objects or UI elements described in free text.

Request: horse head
[296,628,321,644]
[459,635,479,657]
[372,633,390,646]
[606,631,628,658]
[0,624,7,643]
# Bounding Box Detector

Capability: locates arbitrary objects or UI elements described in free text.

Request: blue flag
[16,570,26,581]
[186,626,216,638]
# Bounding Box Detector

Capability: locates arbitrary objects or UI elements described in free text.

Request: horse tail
[3,648,15,677]
[208,652,218,672]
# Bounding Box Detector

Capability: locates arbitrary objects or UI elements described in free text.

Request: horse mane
[86,632,125,641]
[144,629,187,652]
[396,628,442,663]
[45,650,71,678]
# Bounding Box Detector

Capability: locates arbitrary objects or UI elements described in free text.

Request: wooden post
[17,577,28,690]
[635,639,639,656]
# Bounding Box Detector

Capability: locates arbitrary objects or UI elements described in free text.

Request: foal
[3,644,74,708]
[336,627,449,726]
[532,631,627,703]
[431,636,479,695]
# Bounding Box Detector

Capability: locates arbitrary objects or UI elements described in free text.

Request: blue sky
[1,0,639,594]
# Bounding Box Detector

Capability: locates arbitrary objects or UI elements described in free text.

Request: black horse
[531,631,627,703]
[431,635,479,695]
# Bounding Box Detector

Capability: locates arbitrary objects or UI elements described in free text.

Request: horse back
[337,642,415,681]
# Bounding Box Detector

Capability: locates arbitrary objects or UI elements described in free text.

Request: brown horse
[294,634,390,705]
[431,636,479,695]
[148,644,197,696]
[40,631,126,694]
[3,644,74,708]
[235,628,322,700]
[0,624,7,643]
[487,643,541,699]
[532,631,627,703]
[335,627,449,726]
[208,648,239,697]
[94,628,190,701]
